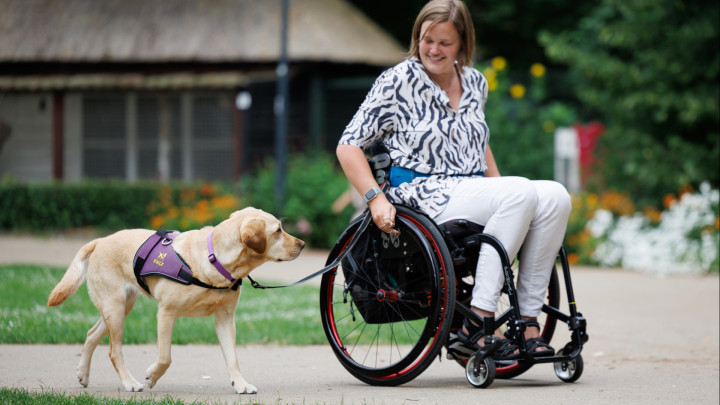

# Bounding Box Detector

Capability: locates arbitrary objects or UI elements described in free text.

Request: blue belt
[389,166,484,186]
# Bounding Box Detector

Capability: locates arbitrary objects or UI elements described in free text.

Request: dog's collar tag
[207,231,237,283]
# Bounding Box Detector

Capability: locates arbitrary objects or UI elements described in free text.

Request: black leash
[246,211,373,289]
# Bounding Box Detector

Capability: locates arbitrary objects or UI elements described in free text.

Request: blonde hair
[408,0,475,71]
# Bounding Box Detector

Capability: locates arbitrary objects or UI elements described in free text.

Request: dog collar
[207,230,238,283]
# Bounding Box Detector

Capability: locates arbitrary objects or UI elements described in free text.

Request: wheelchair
[319,148,588,388]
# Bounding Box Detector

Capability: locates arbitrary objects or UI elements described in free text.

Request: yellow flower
[542,120,555,133]
[491,56,507,71]
[530,63,546,78]
[510,83,525,98]
[483,67,497,81]
[488,77,498,92]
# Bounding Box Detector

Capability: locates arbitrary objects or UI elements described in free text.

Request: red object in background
[573,121,605,185]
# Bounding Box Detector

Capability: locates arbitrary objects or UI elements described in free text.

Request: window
[81,91,234,181]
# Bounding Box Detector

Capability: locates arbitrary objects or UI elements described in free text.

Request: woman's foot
[458,317,521,361]
[523,318,555,357]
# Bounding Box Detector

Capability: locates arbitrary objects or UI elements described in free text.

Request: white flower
[586,183,719,275]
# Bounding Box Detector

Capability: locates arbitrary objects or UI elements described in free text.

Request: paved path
[1,234,718,404]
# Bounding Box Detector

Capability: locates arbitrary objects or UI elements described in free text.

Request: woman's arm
[336,144,398,233]
[484,144,501,177]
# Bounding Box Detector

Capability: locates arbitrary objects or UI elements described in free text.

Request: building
[0,0,404,182]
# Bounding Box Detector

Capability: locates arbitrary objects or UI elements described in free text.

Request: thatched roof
[0,0,405,65]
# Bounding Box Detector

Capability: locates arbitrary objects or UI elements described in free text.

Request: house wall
[0,94,54,180]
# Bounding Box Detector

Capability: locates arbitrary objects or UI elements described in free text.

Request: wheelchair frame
[319,191,588,388]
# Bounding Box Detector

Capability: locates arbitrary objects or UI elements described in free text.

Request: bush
[238,151,354,249]
[0,180,157,230]
[479,57,578,179]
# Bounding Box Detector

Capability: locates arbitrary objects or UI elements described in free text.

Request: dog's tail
[47,239,98,307]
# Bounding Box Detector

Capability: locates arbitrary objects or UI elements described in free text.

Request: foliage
[237,151,355,248]
[478,57,578,179]
[0,180,156,231]
[0,180,242,233]
[349,0,598,69]
[539,0,720,207]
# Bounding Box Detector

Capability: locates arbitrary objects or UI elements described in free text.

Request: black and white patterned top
[339,57,490,218]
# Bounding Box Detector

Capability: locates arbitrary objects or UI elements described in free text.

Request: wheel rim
[321,213,451,380]
[465,354,491,386]
[554,349,577,380]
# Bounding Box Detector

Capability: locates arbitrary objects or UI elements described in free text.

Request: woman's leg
[516,180,572,318]
[435,176,538,314]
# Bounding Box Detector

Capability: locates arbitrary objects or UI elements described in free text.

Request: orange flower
[643,207,662,223]
[567,253,579,265]
[678,184,693,197]
[150,215,165,229]
[201,183,215,197]
[663,194,677,209]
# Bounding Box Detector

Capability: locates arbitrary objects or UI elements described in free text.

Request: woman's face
[418,20,461,79]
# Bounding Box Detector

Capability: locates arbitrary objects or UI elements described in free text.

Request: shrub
[237,151,354,249]
[0,180,156,231]
[479,57,578,180]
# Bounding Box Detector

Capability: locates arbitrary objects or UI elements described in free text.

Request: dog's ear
[241,218,267,253]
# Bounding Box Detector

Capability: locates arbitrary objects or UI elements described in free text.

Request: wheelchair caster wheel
[466,352,496,388]
[554,349,584,383]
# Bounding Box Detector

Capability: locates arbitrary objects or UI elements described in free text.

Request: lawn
[0,265,326,345]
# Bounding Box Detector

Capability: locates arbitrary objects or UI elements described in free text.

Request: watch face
[364,188,380,203]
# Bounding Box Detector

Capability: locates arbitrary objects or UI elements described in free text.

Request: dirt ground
[0,234,718,404]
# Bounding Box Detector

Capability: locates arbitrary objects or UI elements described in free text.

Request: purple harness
[133,229,242,295]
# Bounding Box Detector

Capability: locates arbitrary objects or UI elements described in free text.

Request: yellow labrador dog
[47,207,304,394]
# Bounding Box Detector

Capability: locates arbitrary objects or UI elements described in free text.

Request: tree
[540,0,720,206]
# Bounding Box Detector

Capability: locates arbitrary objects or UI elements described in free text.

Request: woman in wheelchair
[336,0,572,362]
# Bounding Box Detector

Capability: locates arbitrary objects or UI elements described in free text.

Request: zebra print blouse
[339,57,490,218]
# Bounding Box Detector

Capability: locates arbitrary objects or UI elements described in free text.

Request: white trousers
[434,177,572,317]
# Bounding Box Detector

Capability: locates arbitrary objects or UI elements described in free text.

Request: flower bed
[567,183,719,274]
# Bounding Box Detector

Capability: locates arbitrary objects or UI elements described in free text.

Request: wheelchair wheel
[494,264,560,379]
[320,205,456,386]
[554,349,584,382]
[466,352,495,388]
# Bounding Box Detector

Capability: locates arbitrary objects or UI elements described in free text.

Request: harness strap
[133,229,169,295]
[133,229,242,296]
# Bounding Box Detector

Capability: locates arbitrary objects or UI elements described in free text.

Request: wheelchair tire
[320,205,456,386]
[494,265,561,379]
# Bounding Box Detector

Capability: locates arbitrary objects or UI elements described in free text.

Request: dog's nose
[298,240,305,249]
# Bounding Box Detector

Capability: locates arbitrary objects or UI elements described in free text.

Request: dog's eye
[276,228,282,234]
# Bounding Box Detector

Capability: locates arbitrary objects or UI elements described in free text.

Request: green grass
[0,387,192,405]
[0,265,327,345]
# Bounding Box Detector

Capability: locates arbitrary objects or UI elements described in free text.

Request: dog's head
[225,207,305,263]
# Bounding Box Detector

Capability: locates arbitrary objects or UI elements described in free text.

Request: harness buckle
[208,253,217,263]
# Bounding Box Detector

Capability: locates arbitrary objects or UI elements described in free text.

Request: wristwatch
[363,187,384,204]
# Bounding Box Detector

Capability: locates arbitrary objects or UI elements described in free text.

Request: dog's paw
[124,382,144,392]
[76,367,89,388]
[232,379,257,394]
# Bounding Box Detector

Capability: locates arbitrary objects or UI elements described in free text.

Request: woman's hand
[369,195,398,234]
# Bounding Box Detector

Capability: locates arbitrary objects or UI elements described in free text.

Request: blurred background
[0,0,717,274]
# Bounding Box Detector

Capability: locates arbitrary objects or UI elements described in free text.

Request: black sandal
[524,321,555,357]
[457,318,521,361]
